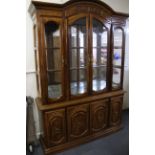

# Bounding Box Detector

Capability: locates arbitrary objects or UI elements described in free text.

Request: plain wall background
[26,0,129,138]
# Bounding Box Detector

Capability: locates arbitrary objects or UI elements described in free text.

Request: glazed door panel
[45,109,66,146]
[67,104,89,141]
[90,99,109,133]
[110,96,123,126]
[68,15,89,98]
[41,17,65,102]
[90,100,109,133]
[90,15,111,94]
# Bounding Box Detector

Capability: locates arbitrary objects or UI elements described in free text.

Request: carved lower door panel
[90,99,109,133]
[45,109,66,147]
[110,96,123,126]
[67,104,89,141]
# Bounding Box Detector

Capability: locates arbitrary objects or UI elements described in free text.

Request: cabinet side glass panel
[114,28,123,47]
[112,67,121,88]
[112,28,123,89]
[44,21,62,99]
[33,25,41,96]
[69,18,88,96]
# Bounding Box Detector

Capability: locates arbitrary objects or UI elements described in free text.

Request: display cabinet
[29,0,128,154]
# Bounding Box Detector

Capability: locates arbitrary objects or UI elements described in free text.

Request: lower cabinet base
[37,92,124,155]
[41,125,122,155]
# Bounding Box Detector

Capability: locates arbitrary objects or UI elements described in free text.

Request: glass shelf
[48,79,107,98]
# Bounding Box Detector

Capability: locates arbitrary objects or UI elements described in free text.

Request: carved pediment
[65,4,112,18]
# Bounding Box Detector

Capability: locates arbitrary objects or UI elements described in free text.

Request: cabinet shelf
[45,47,60,50]
[47,69,62,72]
[113,46,122,49]
[70,47,86,49]
[93,46,107,49]
[70,66,87,70]
[113,65,122,68]
[93,65,107,68]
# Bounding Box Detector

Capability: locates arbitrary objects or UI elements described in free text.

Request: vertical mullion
[40,20,47,102]
[51,30,55,84]
[77,25,80,92]
[89,14,93,94]
[68,23,72,97]
[97,30,102,66]
[86,16,89,94]
[97,29,100,80]
[106,24,111,91]
[109,24,113,91]
[60,21,65,99]
[121,27,125,89]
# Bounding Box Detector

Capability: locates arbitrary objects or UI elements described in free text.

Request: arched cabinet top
[29,0,128,23]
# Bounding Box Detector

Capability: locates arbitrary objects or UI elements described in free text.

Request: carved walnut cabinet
[29,0,128,154]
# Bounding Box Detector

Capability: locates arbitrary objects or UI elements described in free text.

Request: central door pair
[68,14,111,97]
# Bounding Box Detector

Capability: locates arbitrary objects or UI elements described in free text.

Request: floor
[27,110,129,155]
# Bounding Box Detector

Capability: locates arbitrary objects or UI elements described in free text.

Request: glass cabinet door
[69,18,88,96]
[44,21,63,99]
[112,27,124,89]
[92,18,108,92]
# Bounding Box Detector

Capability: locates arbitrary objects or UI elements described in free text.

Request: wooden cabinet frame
[29,0,128,154]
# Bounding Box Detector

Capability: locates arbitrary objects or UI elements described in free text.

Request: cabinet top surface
[36,90,125,111]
